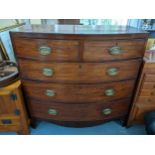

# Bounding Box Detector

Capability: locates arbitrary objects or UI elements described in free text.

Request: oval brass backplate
[42,68,53,76]
[108,46,122,55]
[105,89,115,96]
[107,68,119,76]
[45,89,56,97]
[102,108,112,115]
[48,109,58,115]
[39,46,52,56]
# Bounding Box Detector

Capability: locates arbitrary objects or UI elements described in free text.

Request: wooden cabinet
[0,80,29,134]
[10,25,148,127]
[128,58,155,125]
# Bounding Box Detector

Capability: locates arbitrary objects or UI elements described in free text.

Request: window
[80,19,128,26]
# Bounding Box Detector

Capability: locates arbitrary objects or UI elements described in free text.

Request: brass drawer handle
[102,108,112,115]
[107,68,119,76]
[42,68,54,76]
[39,45,52,56]
[45,90,56,97]
[108,46,122,55]
[48,109,58,115]
[105,89,115,96]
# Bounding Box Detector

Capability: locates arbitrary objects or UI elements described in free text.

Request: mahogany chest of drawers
[10,25,148,127]
[128,57,155,125]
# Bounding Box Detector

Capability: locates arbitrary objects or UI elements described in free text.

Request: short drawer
[22,80,135,103]
[0,117,20,126]
[144,74,155,82]
[13,38,79,61]
[140,89,155,96]
[142,82,155,90]
[18,59,141,83]
[136,96,155,105]
[132,104,155,123]
[145,63,155,74]
[27,98,130,121]
[84,39,145,61]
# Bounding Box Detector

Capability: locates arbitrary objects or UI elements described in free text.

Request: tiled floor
[0,120,147,135]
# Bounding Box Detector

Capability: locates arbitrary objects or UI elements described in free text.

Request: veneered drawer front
[18,59,141,83]
[142,82,155,90]
[145,63,155,74]
[132,104,155,123]
[144,74,155,82]
[28,98,130,121]
[0,116,20,126]
[84,39,145,61]
[136,96,155,105]
[140,89,155,96]
[13,38,79,61]
[22,80,135,103]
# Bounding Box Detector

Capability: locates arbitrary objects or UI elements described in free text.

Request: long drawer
[84,39,145,61]
[18,59,141,83]
[22,80,135,103]
[13,38,79,61]
[27,98,130,121]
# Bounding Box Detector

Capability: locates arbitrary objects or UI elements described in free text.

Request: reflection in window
[80,19,128,26]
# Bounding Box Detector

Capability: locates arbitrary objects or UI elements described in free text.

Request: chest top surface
[10,24,148,35]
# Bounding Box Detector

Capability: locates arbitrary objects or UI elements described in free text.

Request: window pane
[80,19,128,26]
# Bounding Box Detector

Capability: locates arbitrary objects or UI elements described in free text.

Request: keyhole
[79,64,82,69]
[151,92,154,96]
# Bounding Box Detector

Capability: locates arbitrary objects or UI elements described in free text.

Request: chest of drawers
[10,25,148,127]
[128,58,155,125]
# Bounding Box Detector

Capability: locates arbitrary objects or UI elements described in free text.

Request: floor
[0,120,147,135]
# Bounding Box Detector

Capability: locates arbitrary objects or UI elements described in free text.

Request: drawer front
[145,63,155,74]
[27,98,130,121]
[22,80,135,103]
[140,89,155,96]
[132,104,155,123]
[84,39,145,61]
[137,96,155,105]
[18,59,141,83]
[142,82,155,90]
[0,90,19,116]
[0,117,20,126]
[13,38,79,61]
[144,74,155,82]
